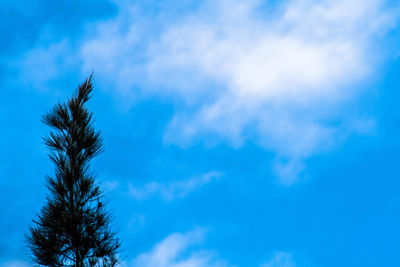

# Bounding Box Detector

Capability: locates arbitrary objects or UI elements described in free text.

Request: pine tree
[27,75,120,266]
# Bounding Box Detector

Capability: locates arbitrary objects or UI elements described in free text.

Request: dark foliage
[27,75,120,267]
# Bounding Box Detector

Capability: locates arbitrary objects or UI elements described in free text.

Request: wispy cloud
[145,0,397,181]
[261,252,296,267]
[17,38,79,91]
[17,0,400,183]
[127,230,296,267]
[80,0,399,183]
[128,171,222,201]
[128,229,229,267]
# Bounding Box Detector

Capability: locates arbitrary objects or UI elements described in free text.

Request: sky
[1,0,400,266]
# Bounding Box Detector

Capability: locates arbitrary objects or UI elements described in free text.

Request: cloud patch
[19,0,399,183]
[145,0,393,152]
[79,0,398,182]
[261,252,296,267]
[128,229,228,267]
[128,171,222,201]
[127,230,297,267]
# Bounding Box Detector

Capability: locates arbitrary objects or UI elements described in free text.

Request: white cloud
[126,230,297,267]
[128,230,229,267]
[146,0,393,151]
[261,252,296,267]
[18,39,79,91]
[79,0,398,182]
[19,0,399,183]
[128,171,222,201]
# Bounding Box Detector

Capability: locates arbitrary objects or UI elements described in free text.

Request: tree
[27,75,120,266]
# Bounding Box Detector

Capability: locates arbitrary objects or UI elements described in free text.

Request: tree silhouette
[27,75,120,266]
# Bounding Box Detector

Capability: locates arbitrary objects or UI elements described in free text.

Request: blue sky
[1,0,400,266]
